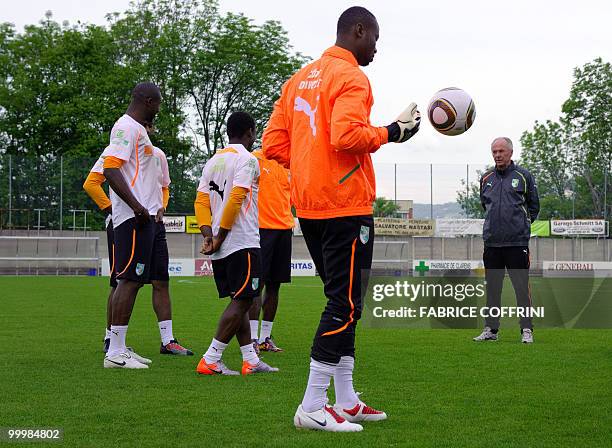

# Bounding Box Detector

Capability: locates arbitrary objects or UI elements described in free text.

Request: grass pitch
[1,276,610,447]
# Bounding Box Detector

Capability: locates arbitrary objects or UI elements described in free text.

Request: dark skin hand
[103,168,150,225]
[155,207,165,222]
[200,227,228,255]
[103,205,112,215]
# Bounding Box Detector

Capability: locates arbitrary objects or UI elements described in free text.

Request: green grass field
[1,276,611,447]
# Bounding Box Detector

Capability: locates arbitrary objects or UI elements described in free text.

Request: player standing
[102,82,190,369]
[84,127,193,357]
[248,149,294,353]
[263,7,421,431]
[194,111,279,376]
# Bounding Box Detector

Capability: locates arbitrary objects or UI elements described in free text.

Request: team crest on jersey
[135,263,145,276]
[359,225,370,244]
[252,277,259,290]
[111,129,130,147]
[512,178,519,188]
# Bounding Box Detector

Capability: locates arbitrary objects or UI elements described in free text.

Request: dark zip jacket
[480,161,539,247]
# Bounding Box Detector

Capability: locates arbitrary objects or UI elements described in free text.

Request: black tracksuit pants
[483,246,533,330]
[299,216,374,364]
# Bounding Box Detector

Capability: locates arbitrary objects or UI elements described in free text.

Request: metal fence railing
[0,154,609,232]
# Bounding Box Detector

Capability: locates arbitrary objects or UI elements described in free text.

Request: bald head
[337,6,377,36]
[335,7,379,67]
[127,81,162,125]
[132,82,161,103]
[491,137,513,170]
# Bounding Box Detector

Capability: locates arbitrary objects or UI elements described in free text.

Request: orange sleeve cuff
[194,192,212,227]
[162,187,169,210]
[83,172,111,210]
[220,186,249,229]
[103,156,124,169]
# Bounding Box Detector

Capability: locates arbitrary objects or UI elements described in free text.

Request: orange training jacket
[253,150,294,229]
[262,45,388,219]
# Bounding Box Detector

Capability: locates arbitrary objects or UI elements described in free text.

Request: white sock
[334,356,359,409]
[158,320,174,346]
[203,338,227,364]
[240,344,260,365]
[259,320,273,343]
[107,325,128,358]
[105,328,111,340]
[249,320,259,340]
[301,358,336,413]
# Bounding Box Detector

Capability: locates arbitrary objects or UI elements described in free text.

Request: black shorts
[260,228,292,284]
[114,217,169,284]
[106,220,118,288]
[212,248,261,299]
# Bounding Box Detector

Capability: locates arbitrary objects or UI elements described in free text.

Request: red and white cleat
[333,401,387,422]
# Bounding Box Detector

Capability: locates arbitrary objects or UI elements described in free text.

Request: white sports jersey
[197,143,260,260]
[101,114,169,227]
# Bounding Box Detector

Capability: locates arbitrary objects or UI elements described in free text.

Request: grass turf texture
[1,276,610,447]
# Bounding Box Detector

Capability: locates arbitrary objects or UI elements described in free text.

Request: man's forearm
[103,168,144,212]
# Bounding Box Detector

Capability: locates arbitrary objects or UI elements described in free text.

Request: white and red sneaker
[333,401,387,422]
[294,405,363,432]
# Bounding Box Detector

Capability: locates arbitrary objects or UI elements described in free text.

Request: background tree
[106,0,307,213]
[456,171,487,218]
[373,197,400,217]
[0,14,138,228]
[0,1,307,228]
[521,58,611,219]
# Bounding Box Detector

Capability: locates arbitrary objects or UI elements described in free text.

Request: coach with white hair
[473,137,540,343]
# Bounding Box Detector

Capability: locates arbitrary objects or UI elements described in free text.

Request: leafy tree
[456,171,486,218]
[561,58,611,219]
[106,0,307,213]
[373,197,400,217]
[0,15,138,157]
[520,58,611,219]
[0,1,307,228]
[0,14,138,229]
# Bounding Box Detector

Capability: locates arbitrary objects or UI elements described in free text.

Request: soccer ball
[427,87,476,136]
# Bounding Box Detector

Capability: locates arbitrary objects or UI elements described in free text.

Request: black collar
[496,161,515,175]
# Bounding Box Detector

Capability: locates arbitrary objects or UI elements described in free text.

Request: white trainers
[522,328,534,344]
[473,326,498,341]
[127,347,152,365]
[333,401,387,422]
[294,405,363,432]
[104,352,149,369]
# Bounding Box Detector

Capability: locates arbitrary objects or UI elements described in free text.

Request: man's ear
[355,22,365,38]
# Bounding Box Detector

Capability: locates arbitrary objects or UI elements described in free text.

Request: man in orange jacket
[263,6,421,432]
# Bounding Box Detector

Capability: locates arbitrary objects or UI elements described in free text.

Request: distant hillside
[412,202,465,219]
